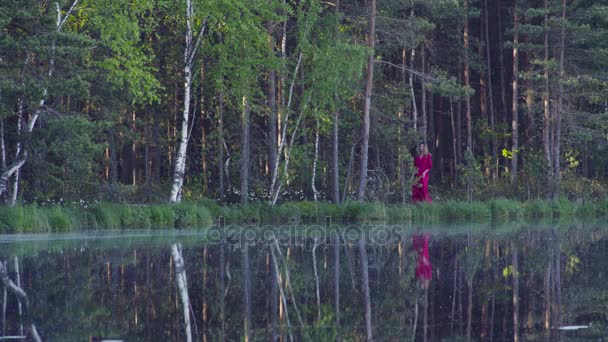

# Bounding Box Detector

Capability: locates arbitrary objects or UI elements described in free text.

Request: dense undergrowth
[0,198,607,233]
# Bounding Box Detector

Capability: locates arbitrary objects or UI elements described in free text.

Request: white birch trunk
[269,52,303,202]
[171,243,192,342]
[311,119,320,202]
[169,0,206,203]
[170,68,192,203]
[10,102,23,206]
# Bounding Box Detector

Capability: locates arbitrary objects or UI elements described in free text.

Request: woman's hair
[417,142,429,156]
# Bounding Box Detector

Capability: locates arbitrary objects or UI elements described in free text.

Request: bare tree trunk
[312,120,320,201]
[409,46,418,132]
[553,0,567,199]
[269,53,304,204]
[511,0,520,183]
[543,0,552,195]
[421,47,428,143]
[484,0,497,180]
[496,0,509,171]
[10,101,23,206]
[464,0,472,152]
[342,138,358,203]
[359,238,373,341]
[218,90,225,201]
[170,0,207,203]
[357,0,376,201]
[332,112,340,204]
[240,97,251,204]
[171,244,192,342]
[268,68,278,183]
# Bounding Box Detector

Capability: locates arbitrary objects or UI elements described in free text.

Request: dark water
[0,221,607,341]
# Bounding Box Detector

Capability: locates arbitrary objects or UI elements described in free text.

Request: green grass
[0,198,605,233]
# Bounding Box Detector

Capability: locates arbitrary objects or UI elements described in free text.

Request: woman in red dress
[412,142,432,203]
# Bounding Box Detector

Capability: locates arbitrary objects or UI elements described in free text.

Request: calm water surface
[0,221,606,341]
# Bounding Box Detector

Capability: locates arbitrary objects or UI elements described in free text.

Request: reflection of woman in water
[412,233,432,289]
[412,142,432,203]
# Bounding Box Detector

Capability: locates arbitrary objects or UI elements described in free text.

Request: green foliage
[27,116,104,202]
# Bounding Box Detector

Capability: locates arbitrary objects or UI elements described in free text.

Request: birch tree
[169,0,207,203]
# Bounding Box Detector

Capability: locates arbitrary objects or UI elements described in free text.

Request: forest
[1,0,608,206]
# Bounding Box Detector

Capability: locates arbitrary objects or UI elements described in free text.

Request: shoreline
[0,198,606,233]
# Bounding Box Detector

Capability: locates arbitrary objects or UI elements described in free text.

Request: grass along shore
[0,198,607,233]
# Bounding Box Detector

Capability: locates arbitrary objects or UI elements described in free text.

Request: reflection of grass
[0,198,605,232]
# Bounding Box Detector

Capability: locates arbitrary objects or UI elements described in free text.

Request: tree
[357,0,376,201]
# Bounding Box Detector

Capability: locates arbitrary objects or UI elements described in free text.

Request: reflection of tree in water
[0,224,606,340]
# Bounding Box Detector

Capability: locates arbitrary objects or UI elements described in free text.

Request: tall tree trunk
[421,47,427,143]
[240,97,251,204]
[497,0,508,167]
[170,1,206,203]
[543,0,552,195]
[553,0,567,199]
[218,90,225,201]
[359,238,373,341]
[511,0,520,183]
[331,0,341,204]
[268,69,278,183]
[11,100,23,206]
[357,0,376,201]
[332,112,340,204]
[484,0,497,180]
[463,0,472,152]
[312,119,320,201]
[450,100,458,184]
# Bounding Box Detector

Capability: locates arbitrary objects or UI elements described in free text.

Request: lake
[0,220,606,341]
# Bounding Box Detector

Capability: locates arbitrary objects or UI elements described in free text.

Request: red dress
[412,154,432,203]
[412,234,432,281]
